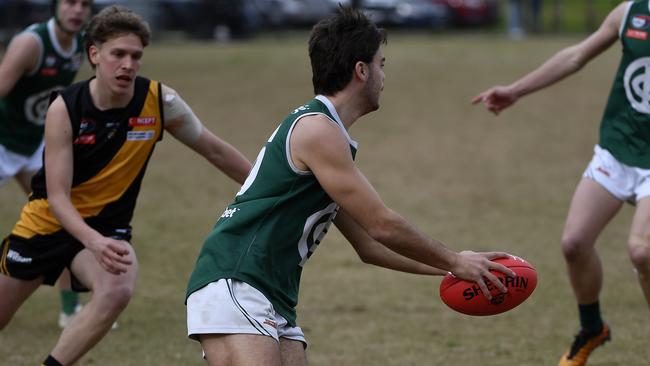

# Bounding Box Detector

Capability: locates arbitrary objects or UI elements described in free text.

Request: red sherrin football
[439,256,537,316]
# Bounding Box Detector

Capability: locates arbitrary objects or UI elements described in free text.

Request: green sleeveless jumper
[187,95,358,326]
[0,19,84,156]
[600,1,650,168]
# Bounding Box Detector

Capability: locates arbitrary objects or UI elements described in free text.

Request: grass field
[1,32,649,365]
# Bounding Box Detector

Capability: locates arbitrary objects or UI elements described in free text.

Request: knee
[561,234,592,262]
[95,283,134,314]
[629,236,650,273]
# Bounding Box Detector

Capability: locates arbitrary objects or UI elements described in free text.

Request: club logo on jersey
[298,203,339,266]
[45,54,57,67]
[631,15,650,29]
[128,116,157,127]
[79,118,96,134]
[624,57,650,114]
[24,86,65,125]
[41,55,59,76]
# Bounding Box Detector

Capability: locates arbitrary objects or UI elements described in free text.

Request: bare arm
[335,210,447,275]
[292,115,515,296]
[0,33,40,98]
[472,1,628,114]
[45,97,132,274]
[162,85,251,184]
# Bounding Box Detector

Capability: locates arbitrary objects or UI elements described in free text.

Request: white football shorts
[0,141,44,186]
[187,278,306,346]
[583,145,650,202]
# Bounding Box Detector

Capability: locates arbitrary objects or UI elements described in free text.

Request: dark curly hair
[308,6,387,96]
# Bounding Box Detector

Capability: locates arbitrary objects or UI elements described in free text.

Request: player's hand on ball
[441,254,537,316]
[450,251,516,300]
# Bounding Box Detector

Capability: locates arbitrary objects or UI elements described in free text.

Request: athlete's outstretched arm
[0,33,40,98]
[291,115,515,298]
[162,85,252,184]
[44,97,132,275]
[335,209,447,275]
[472,1,627,115]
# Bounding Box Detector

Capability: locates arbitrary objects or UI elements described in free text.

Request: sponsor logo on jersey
[626,29,648,41]
[127,130,156,141]
[631,15,650,29]
[40,68,58,76]
[291,104,311,114]
[128,116,157,127]
[220,207,240,218]
[74,134,96,144]
[7,249,33,264]
[62,54,83,72]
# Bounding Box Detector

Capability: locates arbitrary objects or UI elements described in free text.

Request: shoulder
[5,32,42,59]
[292,113,348,149]
[608,1,634,27]
[1,32,42,75]
[46,95,72,130]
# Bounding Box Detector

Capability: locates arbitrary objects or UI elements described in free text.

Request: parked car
[153,0,268,40]
[266,0,335,28]
[332,0,449,29]
[433,0,498,27]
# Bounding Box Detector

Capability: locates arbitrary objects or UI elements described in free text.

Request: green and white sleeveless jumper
[0,18,84,156]
[600,1,650,168]
[186,95,358,326]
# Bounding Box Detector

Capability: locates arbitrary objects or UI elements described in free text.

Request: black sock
[578,302,603,334]
[42,355,63,366]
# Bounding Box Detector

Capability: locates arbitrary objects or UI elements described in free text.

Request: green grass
[1,33,649,365]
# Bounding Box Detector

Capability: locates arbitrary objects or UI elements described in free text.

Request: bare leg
[280,338,308,366]
[0,274,42,329]
[200,334,282,366]
[628,198,650,310]
[561,179,622,304]
[50,248,138,365]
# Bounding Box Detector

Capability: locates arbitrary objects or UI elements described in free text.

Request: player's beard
[362,72,382,114]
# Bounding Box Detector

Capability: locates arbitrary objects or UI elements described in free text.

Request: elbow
[366,215,397,246]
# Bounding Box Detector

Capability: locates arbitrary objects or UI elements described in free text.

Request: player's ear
[88,44,100,66]
[354,61,368,81]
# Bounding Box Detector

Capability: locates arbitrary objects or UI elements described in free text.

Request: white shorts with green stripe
[187,278,306,346]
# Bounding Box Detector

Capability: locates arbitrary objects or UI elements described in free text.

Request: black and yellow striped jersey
[12,76,164,239]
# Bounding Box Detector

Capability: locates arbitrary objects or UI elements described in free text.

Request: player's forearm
[361,244,448,275]
[207,143,252,185]
[49,193,104,249]
[366,209,459,272]
[510,46,584,99]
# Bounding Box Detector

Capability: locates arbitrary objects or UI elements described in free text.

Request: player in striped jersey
[0,6,251,366]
